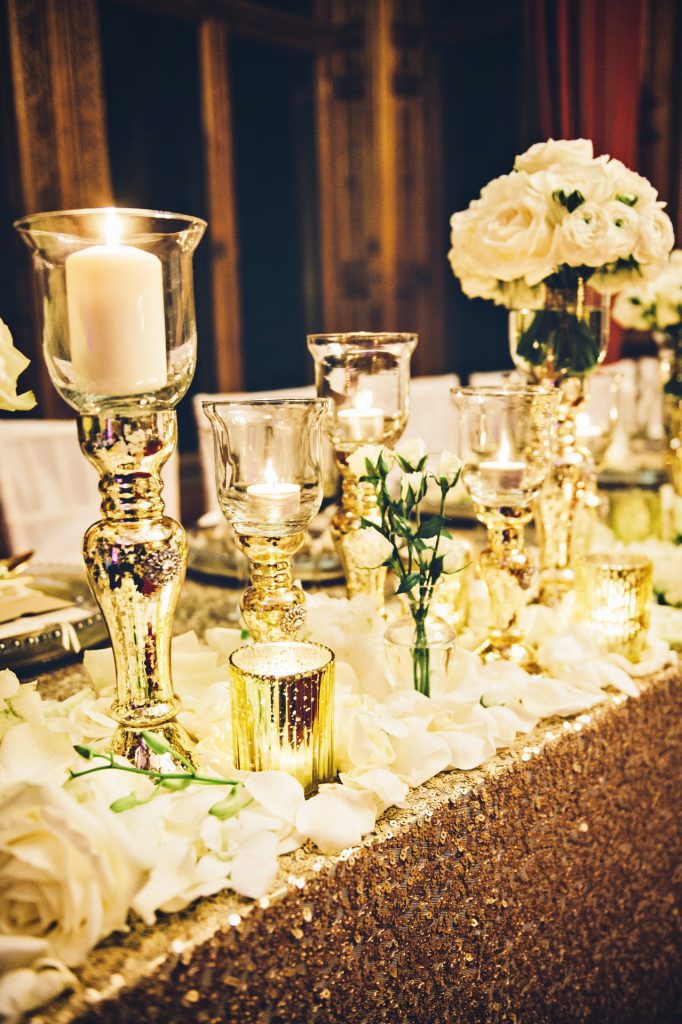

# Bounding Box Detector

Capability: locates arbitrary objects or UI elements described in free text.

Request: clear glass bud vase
[15,208,206,769]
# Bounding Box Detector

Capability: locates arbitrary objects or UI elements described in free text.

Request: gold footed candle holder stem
[332,455,386,604]
[234,532,307,641]
[535,383,591,605]
[476,506,539,670]
[664,395,682,496]
[78,412,196,771]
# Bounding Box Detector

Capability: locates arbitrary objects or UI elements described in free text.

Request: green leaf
[616,192,638,207]
[396,572,421,595]
[552,188,585,213]
[429,554,444,581]
[417,515,445,539]
[140,730,173,755]
[74,744,95,760]
[395,454,414,473]
[360,517,385,534]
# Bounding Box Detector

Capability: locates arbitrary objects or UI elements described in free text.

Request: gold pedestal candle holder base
[235,532,307,641]
[332,458,386,602]
[111,720,197,773]
[78,411,196,770]
[476,511,540,672]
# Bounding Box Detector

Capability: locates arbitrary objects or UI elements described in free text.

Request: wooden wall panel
[7,0,112,414]
[315,0,446,375]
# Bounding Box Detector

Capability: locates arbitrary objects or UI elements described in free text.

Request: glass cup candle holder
[203,399,328,641]
[229,640,335,796]
[16,208,206,771]
[575,552,653,662]
[307,332,417,601]
[452,386,557,670]
[572,369,621,557]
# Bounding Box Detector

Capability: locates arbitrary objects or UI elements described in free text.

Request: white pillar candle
[65,237,167,396]
[246,482,301,521]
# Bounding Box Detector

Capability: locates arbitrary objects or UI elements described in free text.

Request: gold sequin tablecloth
[28,636,681,1024]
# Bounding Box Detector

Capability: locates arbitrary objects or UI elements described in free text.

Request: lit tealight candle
[65,210,167,396]
[337,391,384,442]
[478,436,525,490]
[246,463,301,521]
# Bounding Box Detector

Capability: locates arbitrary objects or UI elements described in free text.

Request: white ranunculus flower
[606,161,659,209]
[0,320,35,413]
[530,158,613,219]
[452,172,556,286]
[395,437,428,468]
[602,199,641,258]
[612,286,654,331]
[554,202,619,268]
[345,527,393,570]
[634,205,675,269]
[347,443,387,480]
[0,783,144,966]
[440,537,470,574]
[514,138,593,173]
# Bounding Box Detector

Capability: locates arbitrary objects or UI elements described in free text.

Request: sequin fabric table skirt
[32,663,681,1024]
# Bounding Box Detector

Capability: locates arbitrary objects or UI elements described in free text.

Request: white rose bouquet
[348,440,465,696]
[0,319,35,412]
[448,139,675,375]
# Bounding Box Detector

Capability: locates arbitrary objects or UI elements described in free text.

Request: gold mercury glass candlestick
[307,332,417,603]
[452,386,557,669]
[203,399,328,641]
[15,208,206,771]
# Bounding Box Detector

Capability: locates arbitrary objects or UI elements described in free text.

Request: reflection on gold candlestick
[230,641,335,796]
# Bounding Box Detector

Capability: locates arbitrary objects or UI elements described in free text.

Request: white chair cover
[404,373,460,454]
[0,419,181,563]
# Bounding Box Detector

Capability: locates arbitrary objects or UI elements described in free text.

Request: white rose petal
[435,450,461,486]
[344,527,393,570]
[395,437,428,468]
[243,771,305,825]
[338,766,409,813]
[229,831,279,899]
[0,319,36,413]
[555,202,618,268]
[389,727,451,787]
[295,785,377,854]
[0,959,77,1023]
[0,723,77,784]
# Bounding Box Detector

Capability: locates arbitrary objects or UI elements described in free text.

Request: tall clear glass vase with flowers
[346,439,465,697]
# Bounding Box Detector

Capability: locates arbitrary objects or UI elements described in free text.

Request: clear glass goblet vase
[203,399,328,641]
[15,208,206,770]
[452,386,557,669]
[307,332,417,603]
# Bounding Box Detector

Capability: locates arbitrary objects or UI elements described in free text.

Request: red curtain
[528,0,649,356]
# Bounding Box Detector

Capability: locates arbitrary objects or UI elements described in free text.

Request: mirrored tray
[0,565,108,675]
[187,514,344,585]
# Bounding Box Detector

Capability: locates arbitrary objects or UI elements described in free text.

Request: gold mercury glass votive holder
[229,640,335,796]
[574,552,653,662]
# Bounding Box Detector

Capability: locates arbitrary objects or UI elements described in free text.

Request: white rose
[634,206,675,269]
[0,320,36,413]
[440,537,471,574]
[602,199,641,258]
[395,437,428,468]
[345,527,394,569]
[400,471,426,501]
[514,138,594,173]
[554,202,619,268]
[450,172,556,286]
[0,783,144,966]
[434,450,461,487]
[347,443,387,480]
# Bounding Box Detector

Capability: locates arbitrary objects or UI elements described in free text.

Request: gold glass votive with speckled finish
[575,551,653,662]
[229,640,335,795]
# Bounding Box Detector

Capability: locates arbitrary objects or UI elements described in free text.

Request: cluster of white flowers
[612,250,682,332]
[0,319,35,413]
[448,139,675,307]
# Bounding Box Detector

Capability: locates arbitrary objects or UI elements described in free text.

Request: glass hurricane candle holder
[203,399,327,641]
[307,331,417,600]
[229,640,335,795]
[572,369,620,558]
[452,385,557,669]
[575,552,653,662]
[16,208,206,771]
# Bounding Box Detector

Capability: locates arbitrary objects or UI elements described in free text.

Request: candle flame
[263,460,278,486]
[103,209,122,246]
[355,390,374,411]
[498,433,512,462]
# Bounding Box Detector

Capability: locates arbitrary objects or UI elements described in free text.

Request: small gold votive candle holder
[575,552,653,662]
[229,640,335,796]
